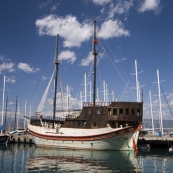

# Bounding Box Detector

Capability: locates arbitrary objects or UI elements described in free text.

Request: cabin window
[84,121,87,127]
[108,108,111,115]
[113,108,117,115]
[131,109,135,115]
[97,108,101,114]
[88,108,92,114]
[137,109,140,116]
[126,108,129,115]
[119,108,123,115]
[94,121,97,127]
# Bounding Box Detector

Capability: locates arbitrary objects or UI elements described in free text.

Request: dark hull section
[0,135,9,144]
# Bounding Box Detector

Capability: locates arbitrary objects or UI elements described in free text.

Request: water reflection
[26,147,141,172]
[138,148,173,173]
[0,143,141,172]
[2,144,173,172]
[0,143,34,173]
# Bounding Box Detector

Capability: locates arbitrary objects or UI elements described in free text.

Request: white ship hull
[28,123,141,151]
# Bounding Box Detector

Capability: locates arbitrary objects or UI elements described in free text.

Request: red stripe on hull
[29,124,141,141]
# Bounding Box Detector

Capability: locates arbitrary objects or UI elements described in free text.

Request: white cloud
[35,15,93,48]
[0,56,11,61]
[8,101,14,105]
[42,76,49,80]
[0,56,5,61]
[5,76,16,83]
[115,58,127,63]
[51,4,58,12]
[36,16,130,49]
[80,52,104,66]
[80,52,93,66]
[18,63,40,73]
[92,0,112,6]
[108,0,134,18]
[167,93,173,100]
[0,62,15,74]
[59,50,76,64]
[138,0,161,13]
[39,0,51,9]
[98,19,130,39]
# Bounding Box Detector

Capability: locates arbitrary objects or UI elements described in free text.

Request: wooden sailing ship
[26,21,143,151]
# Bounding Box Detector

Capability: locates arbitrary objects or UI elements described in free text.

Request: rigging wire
[59,71,65,117]
[29,39,56,110]
[161,86,173,117]
[99,40,136,101]
[102,40,129,83]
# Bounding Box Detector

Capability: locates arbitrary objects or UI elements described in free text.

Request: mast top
[55,34,60,65]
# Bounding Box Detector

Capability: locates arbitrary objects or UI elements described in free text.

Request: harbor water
[0,143,173,172]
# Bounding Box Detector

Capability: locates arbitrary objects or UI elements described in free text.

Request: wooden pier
[9,134,34,144]
[138,134,173,148]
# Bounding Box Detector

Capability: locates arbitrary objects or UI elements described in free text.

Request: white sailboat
[26,21,143,151]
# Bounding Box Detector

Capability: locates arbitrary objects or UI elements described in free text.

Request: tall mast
[92,20,98,107]
[157,69,163,134]
[135,60,139,102]
[84,71,87,102]
[24,100,26,129]
[149,91,155,134]
[53,35,60,129]
[1,75,5,130]
[14,96,17,130]
[4,96,8,132]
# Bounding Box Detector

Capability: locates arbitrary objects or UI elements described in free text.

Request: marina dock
[138,134,173,148]
[10,134,33,144]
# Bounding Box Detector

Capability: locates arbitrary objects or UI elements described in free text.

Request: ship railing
[64,114,79,120]
[31,115,65,121]
[83,102,111,107]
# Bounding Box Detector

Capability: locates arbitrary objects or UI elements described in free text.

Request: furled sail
[37,68,55,112]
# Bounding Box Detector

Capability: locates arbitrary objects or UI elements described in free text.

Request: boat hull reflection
[26,147,141,172]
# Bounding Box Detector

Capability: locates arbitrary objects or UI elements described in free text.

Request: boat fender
[88,102,93,107]
[10,135,13,141]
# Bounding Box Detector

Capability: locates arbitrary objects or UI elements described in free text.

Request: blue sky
[0,0,173,123]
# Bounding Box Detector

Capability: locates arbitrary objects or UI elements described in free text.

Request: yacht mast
[157,69,163,134]
[53,35,60,129]
[135,60,139,102]
[4,96,8,132]
[84,72,87,102]
[90,81,92,102]
[1,75,5,132]
[149,91,155,134]
[14,96,17,130]
[92,20,98,107]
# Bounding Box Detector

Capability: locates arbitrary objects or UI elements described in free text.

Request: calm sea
[0,143,173,173]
